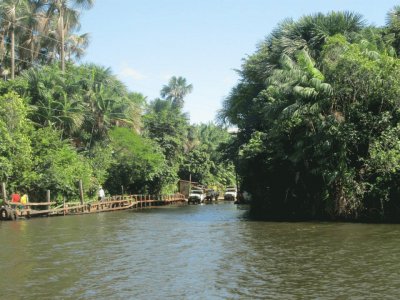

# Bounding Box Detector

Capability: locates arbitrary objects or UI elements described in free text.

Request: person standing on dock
[11,191,21,203]
[98,186,105,201]
[21,192,28,205]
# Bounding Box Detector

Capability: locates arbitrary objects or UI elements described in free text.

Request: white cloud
[119,67,147,81]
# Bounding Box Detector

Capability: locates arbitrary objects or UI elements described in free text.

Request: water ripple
[1,203,400,299]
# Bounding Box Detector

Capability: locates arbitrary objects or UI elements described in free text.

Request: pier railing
[0,193,187,220]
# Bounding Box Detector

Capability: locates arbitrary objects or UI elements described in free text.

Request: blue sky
[80,0,399,124]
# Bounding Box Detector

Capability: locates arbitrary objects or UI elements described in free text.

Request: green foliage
[87,143,114,186]
[369,125,400,174]
[160,76,193,109]
[144,98,189,163]
[143,97,193,193]
[0,1,234,201]
[0,0,93,77]
[106,127,167,194]
[30,127,96,202]
[0,92,32,188]
[221,9,400,221]
[386,6,400,55]
[9,63,146,153]
[179,123,236,188]
[0,63,234,201]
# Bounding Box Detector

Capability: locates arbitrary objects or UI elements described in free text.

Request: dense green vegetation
[0,0,235,203]
[6,0,400,223]
[220,8,400,221]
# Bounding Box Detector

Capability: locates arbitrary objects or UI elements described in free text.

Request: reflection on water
[1,203,400,299]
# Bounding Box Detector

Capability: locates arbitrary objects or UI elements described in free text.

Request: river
[1,202,400,299]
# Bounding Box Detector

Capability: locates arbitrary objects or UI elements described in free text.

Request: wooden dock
[0,193,187,221]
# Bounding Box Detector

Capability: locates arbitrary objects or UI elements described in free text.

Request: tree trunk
[11,28,14,79]
[60,9,65,72]
[30,33,34,65]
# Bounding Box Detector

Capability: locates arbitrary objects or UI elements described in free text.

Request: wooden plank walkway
[0,193,187,221]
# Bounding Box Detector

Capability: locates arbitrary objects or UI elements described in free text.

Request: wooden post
[63,196,66,216]
[79,180,84,205]
[46,190,50,211]
[189,173,192,200]
[2,182,7,203]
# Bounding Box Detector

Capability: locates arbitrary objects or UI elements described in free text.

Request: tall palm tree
[21,0,48,65]
[47,0,94,72]
[22,65,84,136]
[266,11,365,70]
[65,32,89,61]
[219,11,364,128]
[266,51,332,121]
[0,0,29,79]
[160,76,193,109]
[386,5,400,54]
[112,92,145,133]
[80,64,127,147]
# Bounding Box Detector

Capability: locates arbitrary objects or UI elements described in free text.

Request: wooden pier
[0,193,187,221]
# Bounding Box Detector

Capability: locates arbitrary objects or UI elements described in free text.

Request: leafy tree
[179,146,214,184]
[106,127,166,194]
[179,123,236,187]
[0,91,32,189]
[143,98,189,191]
[30,126,96,202]
[144,98,189,164]
[221,10,400,221]
[86,142,114,187]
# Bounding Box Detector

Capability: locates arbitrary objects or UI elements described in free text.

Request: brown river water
[1,202,400,299]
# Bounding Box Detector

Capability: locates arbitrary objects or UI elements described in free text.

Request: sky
[80,0,400,124]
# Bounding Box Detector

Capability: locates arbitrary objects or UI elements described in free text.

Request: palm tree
[219,11,364,128]
[113,92,145,133]
[0,0,29,79]
[79,64,128,147]
[266,50,332,122]
[386,5,400,54]
[266,11,365,70]
[65,32,89,61]
[22,65,84,136]
[160,76,193,109]
[21,0,48,65]
[47,0,94,72]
